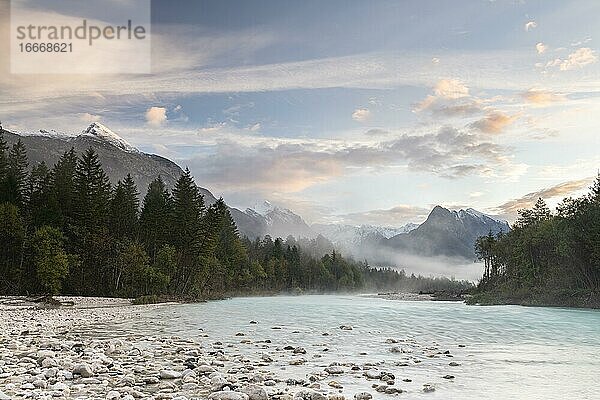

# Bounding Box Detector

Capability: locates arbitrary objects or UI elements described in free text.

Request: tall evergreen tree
[0,203,25,294]
[5,139,29,208]
[73,148,111,231]
[139,176,172,262]
[50,148,78,230]
[205,198,248,288]
[70,148,111,294]
[109,174,139,240]
[170,168,206,294]
[0,131,8,202]
[27,162,53,228]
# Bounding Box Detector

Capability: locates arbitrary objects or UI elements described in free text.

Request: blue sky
[2,0,599,226]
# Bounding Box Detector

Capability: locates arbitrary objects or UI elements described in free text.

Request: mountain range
[3,123,510,261]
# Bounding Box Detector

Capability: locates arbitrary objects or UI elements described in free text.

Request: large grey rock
[293,389,327,400]
[208,391,249,400]
[73,363,94,378]
[241,385,268,400]
[160,370,182,379]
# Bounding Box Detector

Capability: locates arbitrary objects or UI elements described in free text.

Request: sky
[1,0,599,227]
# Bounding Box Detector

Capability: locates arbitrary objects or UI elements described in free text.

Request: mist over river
[80,295,600,400]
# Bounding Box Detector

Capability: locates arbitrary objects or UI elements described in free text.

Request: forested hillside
[0,131,471,299]
[471,177,600,308]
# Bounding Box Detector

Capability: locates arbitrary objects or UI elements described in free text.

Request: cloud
[433,79,469,99]
[494,178,593,219]
[536,42,547,54]
[559,47,597,71]
[364,128,390,136]
[352,108,371,122]
[414,79,483,117]
[145,107,167,127]
[80,113,101,123]
[336,204,430,226]
[521,89,565,105]
[524,21,537,31]
[470,111,518,134]
[184,125,518,195]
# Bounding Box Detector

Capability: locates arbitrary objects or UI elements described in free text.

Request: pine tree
[71,148,111,294]
[531,197,551,221]
[50,148,78,230]
[0,131,8,202]
[73,148,111,231]
[139,176,172,262]
[172,167,205,250]
[109,174,139,240]
[0,203,25,294]
[27,162,53,228]
[5,139,29,208]
[170,167,206,294]
[205,198,247,288]
[589,173,600,204]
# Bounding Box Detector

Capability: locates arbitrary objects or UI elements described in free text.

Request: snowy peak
[243,201,314,239]
[81,123,138,153]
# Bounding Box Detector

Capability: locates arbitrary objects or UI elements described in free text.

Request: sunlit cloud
[184,125,520,196]
[524,21,537,31]
[521,89,565,105]
[352,108,371,122]
[493,178,593,220]
[335,204,430,226]
[80,113,101,123]
[145,106,167,127]
[536,42,547,54]
[559,47,597,71]
[470,111,518,134]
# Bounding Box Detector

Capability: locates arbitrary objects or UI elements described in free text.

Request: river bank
[0,296,461,400]
[2,294,599,400]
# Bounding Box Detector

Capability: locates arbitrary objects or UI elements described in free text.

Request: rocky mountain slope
[385,206,510,259]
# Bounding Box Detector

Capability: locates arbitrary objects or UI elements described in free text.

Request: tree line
[0,131,471,299]
[473,176,600,307]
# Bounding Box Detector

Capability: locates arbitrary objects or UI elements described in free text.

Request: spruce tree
[206,198,247,288]
[109,174,139,240]
[5,139,29,208]
[50,148,78,230]
[27,162,53,228]
[71,147,111,294]
[0,132,8,202]
[171,167,206,293]
[139,176,172,262]
[0,203,25,294]
[73,147,111,231]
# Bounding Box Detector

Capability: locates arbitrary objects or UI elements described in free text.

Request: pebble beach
[0,296,468,400]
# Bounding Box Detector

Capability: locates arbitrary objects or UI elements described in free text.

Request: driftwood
[26,295,75,307]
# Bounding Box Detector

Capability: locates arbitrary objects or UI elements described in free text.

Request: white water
[99,295,600,399]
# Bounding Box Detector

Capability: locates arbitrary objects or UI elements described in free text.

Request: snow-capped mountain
[313,222,419,249]
[3,123,176,194]
[243,201,314,239]
[385,205,510,259]
[81,122,139,153]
